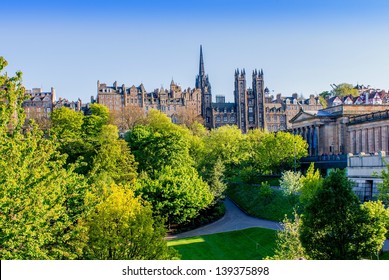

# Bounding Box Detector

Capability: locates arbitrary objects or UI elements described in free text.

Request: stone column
[382,125,388,153]
[349,130,354,154]
[361,129,367,153]
[375,127,381,152]
[313,125,319,156]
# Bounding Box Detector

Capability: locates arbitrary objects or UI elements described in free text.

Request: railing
[301,154,348,162]
[348,109,389,125]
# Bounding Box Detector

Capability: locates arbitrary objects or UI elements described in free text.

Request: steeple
[199,45,205,76]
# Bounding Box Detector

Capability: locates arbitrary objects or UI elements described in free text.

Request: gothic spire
[199,45,205,76]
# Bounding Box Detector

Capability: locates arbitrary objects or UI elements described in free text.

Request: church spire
[199,45,205,76]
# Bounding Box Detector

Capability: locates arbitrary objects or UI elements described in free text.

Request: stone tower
[252,69,266,130]
[195,45,212,128]
[234,69,247,132]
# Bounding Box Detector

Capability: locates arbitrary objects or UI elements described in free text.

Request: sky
[1,0,389,103]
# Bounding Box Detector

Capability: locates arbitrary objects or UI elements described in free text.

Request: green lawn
[227,183,298,221]
[380,251,389,260]
[168,227,277,260]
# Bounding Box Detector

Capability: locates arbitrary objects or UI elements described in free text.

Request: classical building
[290,105,389,173]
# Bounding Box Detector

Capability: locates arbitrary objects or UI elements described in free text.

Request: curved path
[168,198,389,252]
[167,198,282,240]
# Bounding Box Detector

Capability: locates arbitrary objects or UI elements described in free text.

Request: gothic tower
[252,69,266,130]
[234,69,247,132]
[196,45,212,127]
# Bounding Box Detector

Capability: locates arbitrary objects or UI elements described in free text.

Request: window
[216,116,221,123]
[249,116,254,122]
[273,115,278,121]
[231,116,236,122]
[223,116,228,122]
[248,107,253,113]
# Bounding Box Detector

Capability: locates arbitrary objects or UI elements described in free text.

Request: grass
[168,227,277,260]
[227,183,298,222]
[380,251,389,260]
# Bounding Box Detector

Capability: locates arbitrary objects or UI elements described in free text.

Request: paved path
[167,198,282,240]
[168,198,389,253]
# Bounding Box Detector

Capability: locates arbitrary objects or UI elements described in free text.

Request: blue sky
[1,0,389,102]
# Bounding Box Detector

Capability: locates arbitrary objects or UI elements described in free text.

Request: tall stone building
[97,45,323,133]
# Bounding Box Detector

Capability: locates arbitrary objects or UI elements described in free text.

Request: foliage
[300,169,383,259]
[299,163,323,204]
[0,57,26,134]
[279,171,302,195]
[202,157,227,203]
[0,58,89,259]
[333,83,359,97]
[360,201,389,257]
[136,165,213,225]
[89,124,137,185]
[201,125,247,178]
[266,212,308,260]
[126,124,191,175]
[227,183,298,222]
[168,228,276,260]
[85,185,176,260]
[377,161,389,205]
[245,130,308,175]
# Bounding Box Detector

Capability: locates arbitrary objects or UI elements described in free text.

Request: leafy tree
[266,212,308,260]
[205,158,227,203]
[333,83,359,97]
[85,185,176,260]
[247,130,308,175]
[89,124,137,185]
[299,163,323,204]
[360,201,389,258]
[201,125,247,178]
[136,165,213,225]
[377,162,389,205]
[126,124,191,175]
[279,171,302,196]
[300,169,380,259]
[0,57,88,259]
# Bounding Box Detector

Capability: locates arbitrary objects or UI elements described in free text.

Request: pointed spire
[199,45,205,76]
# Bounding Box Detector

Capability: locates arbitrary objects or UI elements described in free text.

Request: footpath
[168,198,389,252]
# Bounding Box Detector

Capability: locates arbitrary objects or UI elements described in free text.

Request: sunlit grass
[168,227,276,260]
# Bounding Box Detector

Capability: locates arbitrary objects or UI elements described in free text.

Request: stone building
[290,105,389,157]
[22,87,82,123]
[347,152,387,201]
[96,45,324,133]
[22,87,56,120]
[97,79,202,128]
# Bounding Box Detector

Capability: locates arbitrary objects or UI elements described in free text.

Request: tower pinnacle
[199,45,205,76]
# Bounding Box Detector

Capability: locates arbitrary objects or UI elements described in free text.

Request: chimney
[51,87,56,103]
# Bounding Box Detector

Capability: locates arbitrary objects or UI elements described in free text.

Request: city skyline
[2,0,389,103]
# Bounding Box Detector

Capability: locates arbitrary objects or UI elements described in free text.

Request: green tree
[300,169,379,259]
[333,83,359,97]
[126,124,191,175]
[360,201,389,258]
[279,171,302,196]
[267,212,308,260]
[136,165,213,225]
[85,185,176,260]
[201,125,247,178]
[247,130,308,175]
[89,124,138,185]
[299,163,323,204]
[0,57,89,259]
[377,162,389,205]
